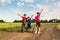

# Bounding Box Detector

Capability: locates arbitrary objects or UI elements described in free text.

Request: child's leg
[22,24,27,32]
[38,27,40,34]
[38,23,40,34]
[24,24,28,31]
[21,23,24,32]
[28,23,31,28]
[27,24,31,31]
[35,25,38,33]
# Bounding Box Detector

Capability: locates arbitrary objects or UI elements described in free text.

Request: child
[17,14,27,32]
[35,9,44,34]
[27,15,33,29]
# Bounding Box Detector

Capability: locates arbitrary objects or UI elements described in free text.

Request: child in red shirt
[17,14,27,32]
[35,9,44,34]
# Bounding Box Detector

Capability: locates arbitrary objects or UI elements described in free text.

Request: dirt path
[0,25,60,40]
[26,25,60,40]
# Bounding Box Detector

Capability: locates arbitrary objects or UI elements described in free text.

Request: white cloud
[54,2,60,8]
[43,1,60,19]
[49,2,60,18]
[0,0,13,5]
[35,4,49,13]
[36,4,44,9]
[20,0,34,3]
[45,0,57,2]
[17,0,34,6]
[0,7,22,22]
[17,2,24,6]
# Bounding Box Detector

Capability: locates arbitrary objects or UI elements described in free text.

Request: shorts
[27,23,31,28]
[22,23,26,28]
[36,22,40,27]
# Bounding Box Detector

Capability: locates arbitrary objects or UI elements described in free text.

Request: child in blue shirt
[27,15,33,29]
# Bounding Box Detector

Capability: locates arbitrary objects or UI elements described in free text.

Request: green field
[57,24,60,31]
[0,23,21,31]
[0,23,60,31]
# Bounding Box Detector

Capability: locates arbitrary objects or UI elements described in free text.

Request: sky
[0,0,60,22]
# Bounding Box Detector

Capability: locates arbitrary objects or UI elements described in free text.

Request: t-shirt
[22,16,27,24]
[27,18,31,24]
[35,15,40,23]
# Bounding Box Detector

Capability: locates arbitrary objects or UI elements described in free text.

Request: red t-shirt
[22,16,27,24]
[35,15,40,22]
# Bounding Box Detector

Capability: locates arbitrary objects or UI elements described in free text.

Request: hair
[27,17,30,18]
[37,12,40,15]
[24,14,26,16]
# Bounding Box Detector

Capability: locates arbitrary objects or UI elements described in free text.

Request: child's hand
[41,9,44,11]
[17,14,19,15]
[40,9,44,14]
[32,15,33,17]
[17,14,22,17]
[31,15,33,18]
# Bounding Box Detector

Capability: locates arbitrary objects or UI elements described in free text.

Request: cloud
[49,2,60,18]
[35,4,49,13]
[0,7,22,22]
[54,2,60,8]
[17,0,34,6]
[45,0,58,2]
[20,0,34,3]
[0,0,13,5]
[42,1,60,19]
[17,2,24,6]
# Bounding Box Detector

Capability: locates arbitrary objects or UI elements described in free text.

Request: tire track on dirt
[52,26,60,40]
[1,32,18,40]
[0,32,32,40]
[25,26,49,40]
[25,25,60,40]
[38,26,54,40]
[33,26,49,40]
[37,25,60,40]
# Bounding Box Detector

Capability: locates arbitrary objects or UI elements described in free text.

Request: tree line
[0,19,60,23]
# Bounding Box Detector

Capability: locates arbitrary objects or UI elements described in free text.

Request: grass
[0,23,60,31]
[0,23,21,28]
[56,24,60,31]
[0,23,21,31]
[41,23,60,31]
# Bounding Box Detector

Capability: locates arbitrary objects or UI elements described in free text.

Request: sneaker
[35,31,37,33]
[38,31,40,34]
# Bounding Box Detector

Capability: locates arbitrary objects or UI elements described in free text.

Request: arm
[17,14,22,17]
[39,9,44,14]
[31,15,33,18]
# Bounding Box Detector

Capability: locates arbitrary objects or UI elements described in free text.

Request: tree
[13,20,22,23]
[0,20,5,23]
[41,20,48,23]
[56,20,60,23]
[49,19,57,23]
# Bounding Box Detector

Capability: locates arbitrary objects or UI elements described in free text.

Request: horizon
[0,18,60,22]
[0,0,60,22]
